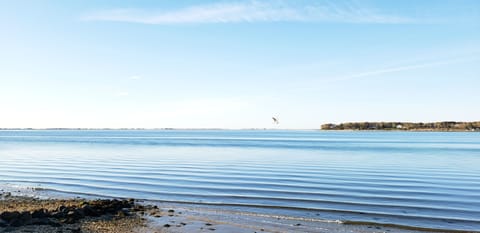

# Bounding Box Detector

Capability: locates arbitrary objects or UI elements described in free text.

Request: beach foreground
[0,191,452,233]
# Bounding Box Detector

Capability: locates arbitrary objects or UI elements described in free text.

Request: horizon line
[0,127,319,131]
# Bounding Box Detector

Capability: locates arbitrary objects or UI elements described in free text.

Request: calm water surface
[0,130,479,231]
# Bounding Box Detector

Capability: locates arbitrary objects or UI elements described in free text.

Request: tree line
[321,121,480,131]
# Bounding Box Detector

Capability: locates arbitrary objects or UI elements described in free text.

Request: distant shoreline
[0,126,479,132]
[1,128,285,131]
[322,121,480,132]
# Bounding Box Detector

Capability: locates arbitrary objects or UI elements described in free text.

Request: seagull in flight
[272,117,279,124]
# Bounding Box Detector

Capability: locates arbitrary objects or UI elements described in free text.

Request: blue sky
[1,0,479,129]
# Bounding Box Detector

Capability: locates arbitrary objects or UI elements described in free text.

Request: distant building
[321,124,337,130]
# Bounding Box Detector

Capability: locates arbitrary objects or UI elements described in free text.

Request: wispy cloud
[82,1,414,24]
[333,56,479,82]
[128,75,141,80]
[286,54,480,93]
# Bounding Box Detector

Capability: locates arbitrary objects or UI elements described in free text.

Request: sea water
[0,130,479,231]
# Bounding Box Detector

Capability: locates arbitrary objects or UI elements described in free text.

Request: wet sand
[0,190,459,233]
[141,201,445,233]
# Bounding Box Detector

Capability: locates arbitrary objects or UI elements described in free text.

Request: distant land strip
[321,121,480,131]
[0,128,222,130]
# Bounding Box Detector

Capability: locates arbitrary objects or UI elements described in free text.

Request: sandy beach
[0,189,458,233]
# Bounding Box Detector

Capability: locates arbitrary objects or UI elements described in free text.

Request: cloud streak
[83,1,414,24]
[287,54,480,93]
[128,75,141,80]
[334,56,479,82]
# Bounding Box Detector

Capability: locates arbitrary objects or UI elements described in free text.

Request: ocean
[0,130,479,231]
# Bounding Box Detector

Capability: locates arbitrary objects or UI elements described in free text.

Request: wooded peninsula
[321,121,480,131]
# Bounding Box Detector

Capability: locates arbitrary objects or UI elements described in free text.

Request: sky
[1,0,479,129]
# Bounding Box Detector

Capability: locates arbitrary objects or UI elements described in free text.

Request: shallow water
[0,130,479,231]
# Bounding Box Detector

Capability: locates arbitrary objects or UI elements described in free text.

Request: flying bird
[272,117,279,124]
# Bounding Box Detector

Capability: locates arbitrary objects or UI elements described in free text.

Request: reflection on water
[0,130,479,231]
